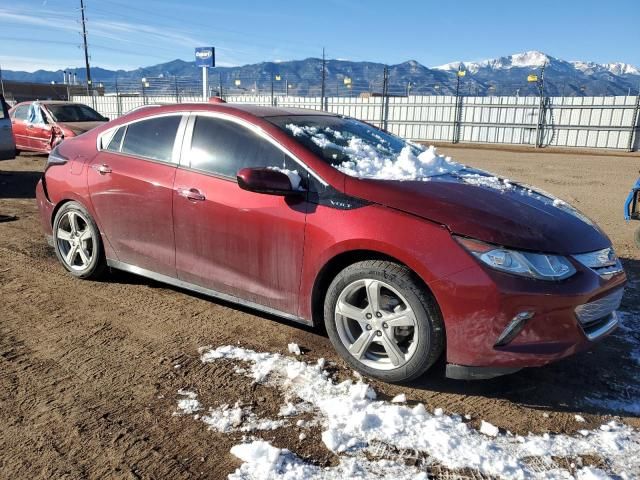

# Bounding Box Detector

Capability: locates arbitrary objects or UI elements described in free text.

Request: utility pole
[321,47,326,110]
[453,65,465,144]
[79,0,92,94]
[0,64,5,98]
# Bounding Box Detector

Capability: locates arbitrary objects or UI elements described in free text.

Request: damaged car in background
[9,101,108,154]
[34,103,627,383]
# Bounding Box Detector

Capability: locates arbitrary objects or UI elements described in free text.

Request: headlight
[455,236,576,281]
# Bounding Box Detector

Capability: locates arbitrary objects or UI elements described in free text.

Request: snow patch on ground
[174,389,201,415]
[187,343,640,479]
[287,343,301,356]
[584,311,640,415]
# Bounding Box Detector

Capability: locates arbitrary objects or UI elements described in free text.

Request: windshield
[46,104,104,123]
[268,115,463,180]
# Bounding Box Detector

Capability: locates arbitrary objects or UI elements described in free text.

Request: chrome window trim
[96,112,186,165]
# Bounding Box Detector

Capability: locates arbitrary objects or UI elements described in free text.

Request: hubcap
[335,279,418,370]
[56,211,95,271]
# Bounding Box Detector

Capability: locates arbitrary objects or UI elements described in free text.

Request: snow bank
[193,344,640,479]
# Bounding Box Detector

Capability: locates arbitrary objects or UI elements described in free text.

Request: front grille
[575,289,623,326]
[575,289,623,340]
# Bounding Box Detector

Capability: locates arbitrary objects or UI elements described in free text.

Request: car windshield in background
[268,115,464,180]
[46,104,104,122]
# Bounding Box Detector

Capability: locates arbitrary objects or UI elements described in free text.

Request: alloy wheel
[334,278,418,370]
[56,210,96,271]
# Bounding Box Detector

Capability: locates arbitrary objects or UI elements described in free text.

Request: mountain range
[3,51,639,97]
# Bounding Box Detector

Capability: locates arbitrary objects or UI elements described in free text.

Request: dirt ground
[1,147,639,479]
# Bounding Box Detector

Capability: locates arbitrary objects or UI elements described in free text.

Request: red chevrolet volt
[35,103,626,382]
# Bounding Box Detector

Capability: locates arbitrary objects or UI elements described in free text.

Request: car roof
[14,100,86,107]
[219,104,335,118]
[134,102,336,119]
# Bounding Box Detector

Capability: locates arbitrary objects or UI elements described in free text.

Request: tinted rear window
[121,116,182,163]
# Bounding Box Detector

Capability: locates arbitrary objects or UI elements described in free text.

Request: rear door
[0,97,15,160]
[88,114,186,277]
[173,114,309,315]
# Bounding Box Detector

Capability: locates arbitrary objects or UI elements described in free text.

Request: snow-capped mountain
[3,51,639,97]
[435,51,552,73]
[432,51,639,96]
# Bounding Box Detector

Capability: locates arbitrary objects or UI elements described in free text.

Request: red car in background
[10,101,107,154]
[35,103,626,383]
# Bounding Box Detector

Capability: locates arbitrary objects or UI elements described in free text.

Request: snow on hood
[336,144,464,180]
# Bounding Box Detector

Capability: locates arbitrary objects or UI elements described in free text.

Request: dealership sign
[195,47,215,68]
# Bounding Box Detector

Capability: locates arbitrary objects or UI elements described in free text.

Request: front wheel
[52,201,105,279]
[324,260,445,383]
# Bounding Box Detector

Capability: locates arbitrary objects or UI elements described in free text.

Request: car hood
[57,121,106,136]
[344,168,610,255]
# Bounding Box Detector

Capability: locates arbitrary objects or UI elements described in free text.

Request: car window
[189,115,302,180]
[47,104,104,122]
[121,115,182,163]
[12,105,29,121]
[106,126,126,152]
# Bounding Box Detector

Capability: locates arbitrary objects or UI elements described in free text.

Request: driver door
[28,105,54,152]
[173,114,309,316]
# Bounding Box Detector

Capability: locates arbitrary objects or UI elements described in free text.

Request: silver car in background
[0,95,16,160]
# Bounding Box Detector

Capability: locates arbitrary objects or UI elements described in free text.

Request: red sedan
[35,103,626,382]
[10,101,107,154]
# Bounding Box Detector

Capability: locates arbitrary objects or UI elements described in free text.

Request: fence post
[379,66,389,131]
[115,78,122,117]
[628,94,640,152]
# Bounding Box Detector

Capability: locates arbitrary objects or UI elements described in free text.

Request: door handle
[92,164,112,175]
[177,187,206,201]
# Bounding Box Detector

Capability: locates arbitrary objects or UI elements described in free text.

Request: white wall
[72,94,640,151]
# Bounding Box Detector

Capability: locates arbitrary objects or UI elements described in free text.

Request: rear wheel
[324,260,444,383]
[53,201,105,279]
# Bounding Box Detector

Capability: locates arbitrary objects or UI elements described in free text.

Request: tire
[324,260,445,383]
[52,201,105,279]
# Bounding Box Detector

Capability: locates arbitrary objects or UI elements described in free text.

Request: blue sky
[1,0,639,72]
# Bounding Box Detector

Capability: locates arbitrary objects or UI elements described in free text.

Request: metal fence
[71,92,640,151]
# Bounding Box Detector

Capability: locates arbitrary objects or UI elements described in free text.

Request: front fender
[298,203,478,321]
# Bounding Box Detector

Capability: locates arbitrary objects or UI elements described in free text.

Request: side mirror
[236,167,301,196]
[102,116,110,122]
